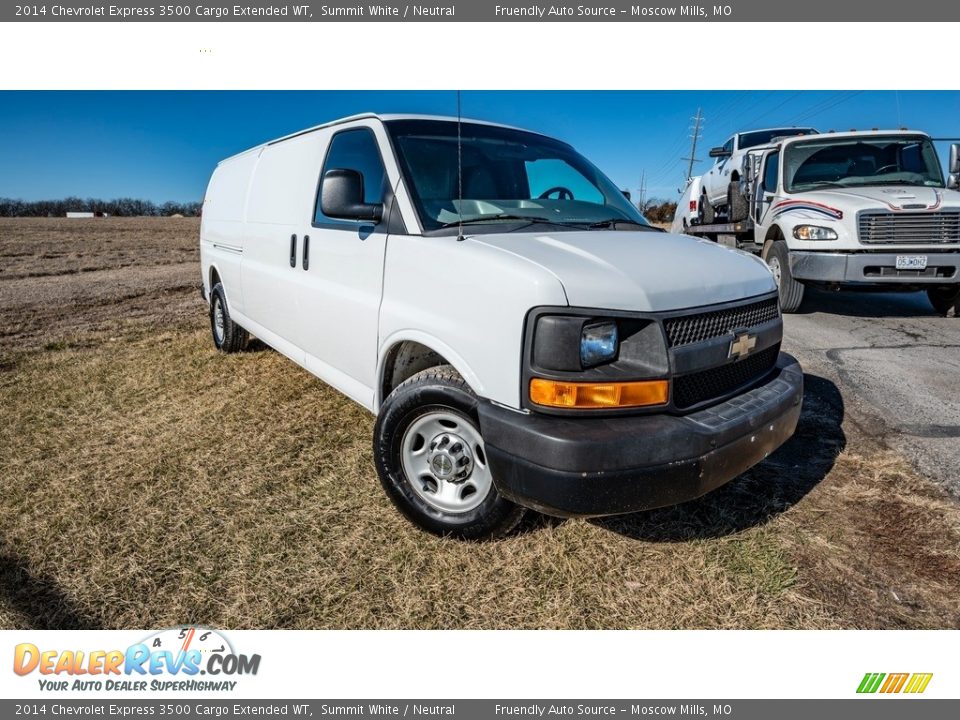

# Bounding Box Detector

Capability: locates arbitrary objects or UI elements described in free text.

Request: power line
[792,91,864,124]
[682,108,704,182]
[744,91,805,127]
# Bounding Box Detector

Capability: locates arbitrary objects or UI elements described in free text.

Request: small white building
[66,212,94,218]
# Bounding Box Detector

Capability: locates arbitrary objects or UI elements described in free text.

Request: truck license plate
[896,255,927,270]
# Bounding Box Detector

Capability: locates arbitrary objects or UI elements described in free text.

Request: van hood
[466,230,776,312]
[790,186,955,214]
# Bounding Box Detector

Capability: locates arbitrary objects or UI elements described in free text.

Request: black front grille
[664,297,779,348]
[673,344,780,409]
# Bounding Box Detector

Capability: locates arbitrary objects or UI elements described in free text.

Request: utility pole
[682,108,704,182]
[637,170,647,211]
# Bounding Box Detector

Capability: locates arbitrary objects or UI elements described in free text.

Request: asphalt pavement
[781,287,960,496]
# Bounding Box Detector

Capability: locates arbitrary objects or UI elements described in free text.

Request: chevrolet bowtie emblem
[729,332,757,359]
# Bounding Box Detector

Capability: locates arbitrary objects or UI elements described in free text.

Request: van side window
[763,151,780,192]
[315,128,387,224]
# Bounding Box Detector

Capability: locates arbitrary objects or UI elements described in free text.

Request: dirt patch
[0,217,200,352]
[0,217,958,629]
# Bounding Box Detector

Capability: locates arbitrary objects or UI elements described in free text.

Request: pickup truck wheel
[927,286,960,316]
[374,365,526,540]
[699,192,715,224]
[763,240,805,313]
[209,282,248,353]
[727,183,748,222]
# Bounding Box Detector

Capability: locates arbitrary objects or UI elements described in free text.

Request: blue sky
[2,90,959,203]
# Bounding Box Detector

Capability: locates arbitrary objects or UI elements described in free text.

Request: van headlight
[532,316,619,371]
[580,321,619,367]
[793,225,838,241]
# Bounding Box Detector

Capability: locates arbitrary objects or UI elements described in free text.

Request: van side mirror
[621,189,631,201]
[709,146,731,159]
[950,144,960,175]
[320,168,383,223]
[949,173,960,191]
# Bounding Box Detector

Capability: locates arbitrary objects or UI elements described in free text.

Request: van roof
[218,113,550,165]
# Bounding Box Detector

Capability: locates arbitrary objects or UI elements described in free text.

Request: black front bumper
[478,353,803,517]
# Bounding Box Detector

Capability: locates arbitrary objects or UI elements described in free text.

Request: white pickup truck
[685,129,960,313]
[699,127,818,223]
[200,113,803,539]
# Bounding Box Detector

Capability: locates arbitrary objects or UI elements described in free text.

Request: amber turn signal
[529,378,669,409]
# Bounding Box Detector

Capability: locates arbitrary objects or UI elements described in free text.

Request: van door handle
[290,234,297,268]
[302,235,310,271]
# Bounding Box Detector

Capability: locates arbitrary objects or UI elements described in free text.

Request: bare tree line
[1,196,678,223]
[0,197,202,217]
[638,198,678,224]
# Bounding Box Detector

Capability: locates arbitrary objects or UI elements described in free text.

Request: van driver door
[294,121,396,408]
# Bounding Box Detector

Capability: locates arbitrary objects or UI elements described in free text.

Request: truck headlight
[793,225,838,241]
[580,321,619,367]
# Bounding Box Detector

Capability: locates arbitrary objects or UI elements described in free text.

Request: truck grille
[858,211,960,244]
[673,344,780,409]
[663,297,779,348]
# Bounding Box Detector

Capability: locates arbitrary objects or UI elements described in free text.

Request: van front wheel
[374,365,526,540]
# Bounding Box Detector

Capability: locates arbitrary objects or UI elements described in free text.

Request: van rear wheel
[374,365,526,540]
[209,282,248,353]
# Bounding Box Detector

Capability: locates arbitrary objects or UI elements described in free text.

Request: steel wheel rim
[213,298,225,343]
[768,256,782,287]
[400,409,492,514]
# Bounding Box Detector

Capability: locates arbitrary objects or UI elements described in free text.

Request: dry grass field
[1,217,959,630]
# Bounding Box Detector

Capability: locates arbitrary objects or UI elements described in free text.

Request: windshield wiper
[587,219,665,231]
[792,182,848,191]
[868,179,930,186]
[436,214,565,229]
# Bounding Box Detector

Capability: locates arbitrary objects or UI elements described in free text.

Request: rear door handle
[302,235,310,271]
[290,234,297,268]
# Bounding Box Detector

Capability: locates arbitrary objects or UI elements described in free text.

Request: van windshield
[783,135,944,192]
[385,119,649,233]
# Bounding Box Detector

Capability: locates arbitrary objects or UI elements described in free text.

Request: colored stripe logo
[857,672,933,694]
[772,199,844,220]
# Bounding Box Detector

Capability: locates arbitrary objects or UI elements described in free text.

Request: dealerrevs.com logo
[857,672,933,695]
[13,627,261,693]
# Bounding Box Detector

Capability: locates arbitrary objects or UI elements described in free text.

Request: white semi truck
[683,129,960,313]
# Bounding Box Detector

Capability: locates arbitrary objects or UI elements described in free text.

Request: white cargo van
[200,114,803,539]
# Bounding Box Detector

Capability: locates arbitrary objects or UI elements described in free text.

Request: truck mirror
[621,189,631,201]
[948,173,960,191]
[320,168,383,223]
[708,146,731,159]
[950,144,960,175]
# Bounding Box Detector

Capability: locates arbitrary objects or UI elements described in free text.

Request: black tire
[374,365,526,540]
[727,182,748,222]
[927,286,960,316]
[699,192,715,224]
[209,282,248,353]
[763,240,805,313]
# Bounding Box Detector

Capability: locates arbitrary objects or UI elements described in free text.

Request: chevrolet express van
[200,114,803,539]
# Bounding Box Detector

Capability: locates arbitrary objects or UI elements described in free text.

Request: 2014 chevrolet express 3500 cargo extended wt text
[200,114,804,539]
